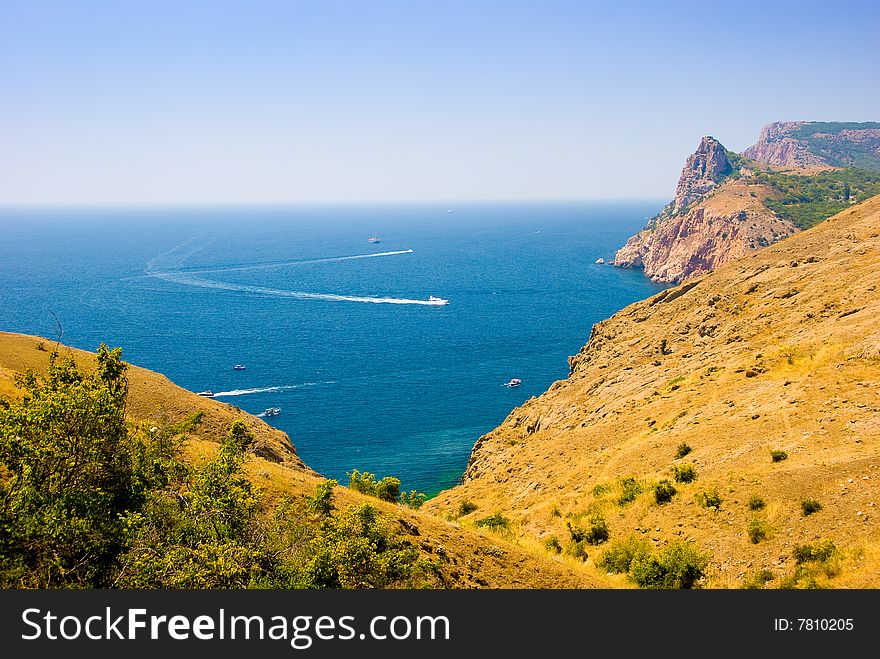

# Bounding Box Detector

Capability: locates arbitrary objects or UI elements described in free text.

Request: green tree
[116,421,268,588]
[302,504,419,588]
[0,346,138,588]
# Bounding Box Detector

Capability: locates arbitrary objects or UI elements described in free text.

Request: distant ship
[262,407,281,417]
[232,364,246,370]
[367,236,380,243]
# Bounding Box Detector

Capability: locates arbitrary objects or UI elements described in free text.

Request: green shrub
[695,489,722,509]
[400,490,426,510]
[591,483,610,496]
[617,477,643,505]
[544,535,562,554]
[308,479,338,516]
[348,469,379,496]
[793,540,836,565]
[782,540,840,588]
[474,512,510,532]
[565,540,588,561]
[742,569,775,589]
[629,541,710,589]
[747,495,766,511]
[747,518,770,544]
[457,500,478,516]
[675,443,692,459]
[801,499,823,516]
[347,469,420,505]
[301,503,421,589]
[654,480,677,504]
[596,536,651,574]
[374,477,400,503]
[567,515,609,546]
[770,450,788,462]
[672,464,697,483]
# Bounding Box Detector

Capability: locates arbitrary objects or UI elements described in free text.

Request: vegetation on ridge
[0,347,436,588]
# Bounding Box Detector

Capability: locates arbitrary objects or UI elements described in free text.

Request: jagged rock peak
[672,136,731,214]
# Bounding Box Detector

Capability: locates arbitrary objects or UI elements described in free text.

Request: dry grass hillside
[0,331,596,588]
[426,195,880,588]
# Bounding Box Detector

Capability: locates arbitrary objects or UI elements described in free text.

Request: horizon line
[0,196,669,209]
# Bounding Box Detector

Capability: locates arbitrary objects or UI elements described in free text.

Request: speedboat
[428,295,449,305]
[503,378,522,387]
[232,364,246,370]
[367,236,380,243]
[197,390,214,397]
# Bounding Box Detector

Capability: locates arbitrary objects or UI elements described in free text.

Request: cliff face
[613,192,797,281]
[744,121,880,171]
[427,195,880,588]
[613,136,797,282]
[615,122,880,284]
[741,121,827,169]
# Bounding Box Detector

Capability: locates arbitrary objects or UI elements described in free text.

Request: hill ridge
[426,194,880,588]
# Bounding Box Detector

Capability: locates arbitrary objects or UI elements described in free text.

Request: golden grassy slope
[0,332,308,469]
[426,195,880,588]
[0,332,597,588]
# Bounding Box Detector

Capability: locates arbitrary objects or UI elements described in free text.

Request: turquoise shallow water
[0,202,667,495]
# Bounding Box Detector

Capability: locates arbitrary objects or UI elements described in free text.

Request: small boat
[232,364,246,370]
[262,407,281,417]
[595,258,605,264]
[367,236,381,243]
[197,390,214,397]
[447,209,454,213]
[503,378,522,387]
[428,295,449,305]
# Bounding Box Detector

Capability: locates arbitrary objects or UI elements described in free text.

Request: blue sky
[1,0,878,204]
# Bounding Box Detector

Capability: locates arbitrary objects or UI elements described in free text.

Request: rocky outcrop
[672,136,731,214]
[613,134,797,283]
[744,121,880,170]
[613,188,796,282]
[616,121,880,284]
[742,121,827,169]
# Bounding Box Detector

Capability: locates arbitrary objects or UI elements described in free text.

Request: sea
[0,202,668,495]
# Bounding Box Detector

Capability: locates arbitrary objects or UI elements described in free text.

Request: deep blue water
[0,202,666,495]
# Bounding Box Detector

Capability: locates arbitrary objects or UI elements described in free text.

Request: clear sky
[1,0,878,204]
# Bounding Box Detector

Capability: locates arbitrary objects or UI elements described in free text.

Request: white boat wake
[145,241,447,306]
[176,249,415,275]
[153,271,448,305]
[211,383,329,397]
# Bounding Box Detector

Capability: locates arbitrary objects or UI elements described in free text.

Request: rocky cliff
[744,121,880,171]
[670,136,732,214]
[614,121,880,283]
[741,121,827,169]
[613,136,797,282]
[427,195,880,588]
